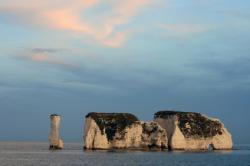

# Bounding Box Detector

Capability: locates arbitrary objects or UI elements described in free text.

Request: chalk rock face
[154,111,233,150]
[83,112,167,150]
[49,114,64,149]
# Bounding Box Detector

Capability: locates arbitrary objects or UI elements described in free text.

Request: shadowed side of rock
[154,110,233,150]
[83,112,167,150]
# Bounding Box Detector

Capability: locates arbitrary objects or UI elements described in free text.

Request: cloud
[217,10,250,20]
[16,48,77,68]
[32,48,62,53]
[106,0,151,27]
[99,31,128,48]
[159,24,211,39]
[0,0,152,47]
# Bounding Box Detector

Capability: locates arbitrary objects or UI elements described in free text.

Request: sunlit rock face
[49,114,64,150]
[83,112,167,150]
[154,111,233,150]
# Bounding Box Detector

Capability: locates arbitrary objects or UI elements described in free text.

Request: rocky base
[49,145,62,150]
[49,138,64,150]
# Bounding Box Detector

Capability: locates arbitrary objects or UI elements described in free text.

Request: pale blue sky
[0,0,250,143]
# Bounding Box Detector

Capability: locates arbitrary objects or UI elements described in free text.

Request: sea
[0,142,249,166]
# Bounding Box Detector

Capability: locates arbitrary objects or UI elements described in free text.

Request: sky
[0,0,250,144]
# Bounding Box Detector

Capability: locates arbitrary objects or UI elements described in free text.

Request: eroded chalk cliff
[83,112,167,150]
[154,111,233,150]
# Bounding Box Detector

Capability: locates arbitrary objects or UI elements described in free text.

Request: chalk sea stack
[49,114,64,150]
[154,111,233,150]
[83,112,167,150]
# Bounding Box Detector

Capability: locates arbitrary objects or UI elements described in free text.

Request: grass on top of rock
[86,112,139,141]
[50,114,60,117]
[154,111,223,138]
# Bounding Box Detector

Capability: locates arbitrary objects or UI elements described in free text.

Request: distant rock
[154,111,233,150]
[49,114,64,150]
[83,112,167,150]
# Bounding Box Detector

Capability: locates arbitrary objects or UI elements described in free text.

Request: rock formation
[83,112,167,150]
[49,114,64,149]
[154,111,233,150]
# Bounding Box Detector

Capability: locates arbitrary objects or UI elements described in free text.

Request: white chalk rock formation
[154,111,233,150]
[49,114,64,149]
[83,112,167,150]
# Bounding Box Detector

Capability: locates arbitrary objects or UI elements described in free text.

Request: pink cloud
[43,9,87,32]
[30,53,49,62]
[0,0,152,47]
[30,53,75,67]
[98,0,151,47]
[100,31,128,48]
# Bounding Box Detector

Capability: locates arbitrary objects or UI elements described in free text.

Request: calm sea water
[0,142,250,166]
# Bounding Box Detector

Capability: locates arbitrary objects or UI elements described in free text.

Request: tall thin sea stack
[49,114,64,149]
